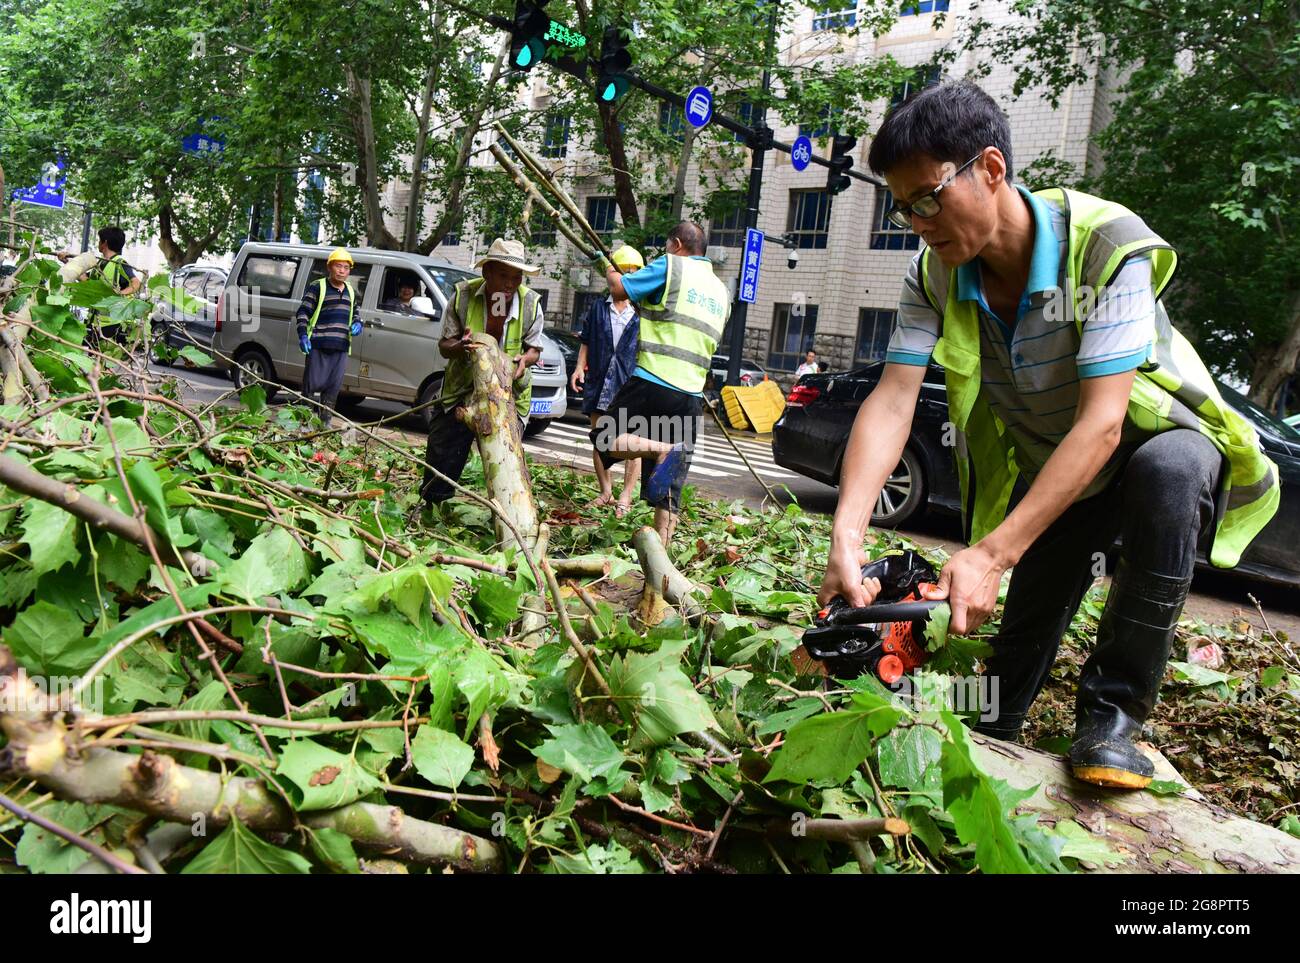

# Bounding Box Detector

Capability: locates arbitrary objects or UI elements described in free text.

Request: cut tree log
[0,646,502,871]
[455,332,544,558]
[632,526,705,622]
[970,733,1300,874]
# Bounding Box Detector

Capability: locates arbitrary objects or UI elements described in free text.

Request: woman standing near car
[571,245,643,516]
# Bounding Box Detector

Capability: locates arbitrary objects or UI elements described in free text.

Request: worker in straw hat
[420,237,546,511]
[295,247,362,428]
[572,244,644,517]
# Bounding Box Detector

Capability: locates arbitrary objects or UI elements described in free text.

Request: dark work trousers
[303,348,348,427]
[421,404,524,503]
[974,428,1224,739]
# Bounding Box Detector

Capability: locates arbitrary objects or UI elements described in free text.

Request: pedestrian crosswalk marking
[524,419,797,484]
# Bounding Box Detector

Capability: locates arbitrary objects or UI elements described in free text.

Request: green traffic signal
[595,25,633,104]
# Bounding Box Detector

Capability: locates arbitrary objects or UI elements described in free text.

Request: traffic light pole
[466,0,887,385]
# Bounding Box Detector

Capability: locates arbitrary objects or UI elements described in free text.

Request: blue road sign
[739,228,764,305]
[12,159,66,209]
[684,86,714,129]
[182,119,225,157]
[791,135,813,171]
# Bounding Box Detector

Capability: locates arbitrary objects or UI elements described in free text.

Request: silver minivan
[212,242,567,432]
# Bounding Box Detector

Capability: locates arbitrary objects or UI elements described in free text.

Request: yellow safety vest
[304,277,358,353]
[636,254,730,393]
[918,187,1279,569]
[439,278,541,419]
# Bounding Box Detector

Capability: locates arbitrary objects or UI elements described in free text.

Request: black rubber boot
[1070,558,1192,789]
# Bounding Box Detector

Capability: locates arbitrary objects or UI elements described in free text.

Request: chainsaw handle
[820,598,942,626]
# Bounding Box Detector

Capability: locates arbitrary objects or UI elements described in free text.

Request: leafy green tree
[959,0,1300,410]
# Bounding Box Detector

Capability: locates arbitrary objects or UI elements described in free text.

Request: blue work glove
[299,334,312,355]
[350,320,363,336]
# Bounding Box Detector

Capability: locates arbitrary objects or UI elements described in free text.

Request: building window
[586,196,618,239]
[708,191,747,248]
[813,5,858,30]
[658,102,686,143]
[870,188,920,251]
[799,105,842,139]
[900,0,949,15]
[530,209,556,248]
[890,64,942,108]
[441,223,460,247]
[769,302,819,371]
[541,113,571,159]
[733,99,757,144]
[787,189,832,249]
[481,210,512,246]
[856,308,896,363]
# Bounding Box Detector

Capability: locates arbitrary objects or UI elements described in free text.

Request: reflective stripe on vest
[439,278,540,419]
[919,186,1278,569]
[305,277,358,352]
[636,254,729,393]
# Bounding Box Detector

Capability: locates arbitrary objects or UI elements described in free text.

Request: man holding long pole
[592,221,730,545]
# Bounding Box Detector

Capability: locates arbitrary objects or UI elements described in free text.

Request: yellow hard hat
[327,247,354,265]
[611,245,644,271]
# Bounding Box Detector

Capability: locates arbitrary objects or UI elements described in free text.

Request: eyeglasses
[885,151,984,230]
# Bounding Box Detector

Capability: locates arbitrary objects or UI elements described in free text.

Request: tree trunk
[404,4,442,251]
[1248,287,1300,411]
[598,103,641,230]
[455,333,544,556]
[415,37,511,255]
[343,65,402,250]
[970,733,1300,873]
[669,124,699,222]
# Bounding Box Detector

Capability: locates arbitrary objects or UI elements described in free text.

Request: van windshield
[426,268,476,301]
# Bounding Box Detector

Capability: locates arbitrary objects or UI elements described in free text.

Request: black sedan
[150,264,227,356]
[773,361,960,529]
[772,360,1300,587]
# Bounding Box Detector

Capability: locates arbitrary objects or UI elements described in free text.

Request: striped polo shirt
[295,279,356,352]
[886,184,1161,498]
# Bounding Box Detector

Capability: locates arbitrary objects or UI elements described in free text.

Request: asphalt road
[159,360,1300,640]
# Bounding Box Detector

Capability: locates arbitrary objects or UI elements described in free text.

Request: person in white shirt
[794,349,819,379]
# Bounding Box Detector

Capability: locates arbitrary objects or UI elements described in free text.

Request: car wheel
[871,446,926,529]
[415,376,442,431]
[233,346,279,402]
[523,418,551,438]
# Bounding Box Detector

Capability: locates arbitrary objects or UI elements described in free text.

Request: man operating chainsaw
[818,81,1278,790]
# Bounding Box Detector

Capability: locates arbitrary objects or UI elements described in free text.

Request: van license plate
[529,400,553,416]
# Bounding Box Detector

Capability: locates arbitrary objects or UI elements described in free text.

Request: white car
[525,332,568,436]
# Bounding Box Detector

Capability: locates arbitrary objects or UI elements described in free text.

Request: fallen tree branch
[0,450,214,576]
[633,526,705,620]
[0,789,145,875]
[0,648,501,871]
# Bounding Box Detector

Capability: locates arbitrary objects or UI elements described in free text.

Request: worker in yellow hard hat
[294,247,361,428]
[571,244,644,517]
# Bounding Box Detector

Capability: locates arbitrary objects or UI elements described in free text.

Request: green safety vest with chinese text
[636,254,730,393]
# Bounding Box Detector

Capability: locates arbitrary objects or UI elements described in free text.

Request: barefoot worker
[572,244,644,517]
[591,221,730,545]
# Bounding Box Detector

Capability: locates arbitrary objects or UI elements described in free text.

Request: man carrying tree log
[818,81,1279,790]
[591,222,730,546]
[420,237,544,512]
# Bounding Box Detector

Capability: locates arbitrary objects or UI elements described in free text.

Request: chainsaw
[803,549,942,685]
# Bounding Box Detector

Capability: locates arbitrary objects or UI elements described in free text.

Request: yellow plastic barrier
[720,380,786,433]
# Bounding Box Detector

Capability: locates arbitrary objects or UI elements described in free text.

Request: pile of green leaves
[1,258,1292,874]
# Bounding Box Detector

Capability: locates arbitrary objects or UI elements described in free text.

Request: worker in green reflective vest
[818,81,1279,790]
[420,238,544,509]
[593,221,731,546]
[84,226,141,348]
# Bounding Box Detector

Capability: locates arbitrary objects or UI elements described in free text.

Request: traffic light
[827,133,857,195]
[510,1,550,71]
[595,26,632,103]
